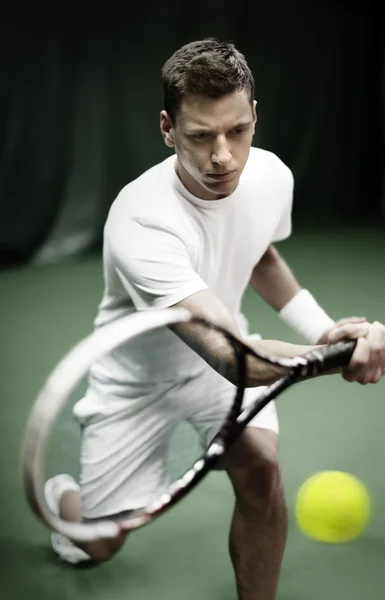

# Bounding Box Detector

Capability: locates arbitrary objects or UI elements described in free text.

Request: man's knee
[225,428,282,508]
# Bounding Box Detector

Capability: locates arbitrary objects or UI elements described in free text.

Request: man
[44,39,385,599]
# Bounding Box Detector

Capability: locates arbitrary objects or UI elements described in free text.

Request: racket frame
[21,307,356,542]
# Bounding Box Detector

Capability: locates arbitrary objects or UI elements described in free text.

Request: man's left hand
[319,318,385,384]
[317,317,367,345]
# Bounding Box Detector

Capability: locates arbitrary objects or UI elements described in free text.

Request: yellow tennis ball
[295,470,371,543]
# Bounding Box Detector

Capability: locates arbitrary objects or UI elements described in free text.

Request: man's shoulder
[117,155,175,202]
[246,147,293,181]
[105,155,193,247]
[107,155,177,221]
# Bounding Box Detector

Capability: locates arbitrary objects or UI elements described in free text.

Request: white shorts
[74,367,278,520]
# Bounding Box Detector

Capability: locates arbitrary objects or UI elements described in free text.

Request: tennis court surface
[1,225,384,600]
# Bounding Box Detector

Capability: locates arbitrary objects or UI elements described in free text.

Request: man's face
[161,90,257,200]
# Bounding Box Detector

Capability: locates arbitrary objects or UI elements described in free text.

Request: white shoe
[44,474,91,565]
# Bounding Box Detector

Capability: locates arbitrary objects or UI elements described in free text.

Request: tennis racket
[21,306,356,543]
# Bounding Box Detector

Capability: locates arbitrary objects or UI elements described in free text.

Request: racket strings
[167,420,202,482]
[27,308,344,539]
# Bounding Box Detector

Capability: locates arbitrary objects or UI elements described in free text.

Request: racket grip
[309,339,357,374]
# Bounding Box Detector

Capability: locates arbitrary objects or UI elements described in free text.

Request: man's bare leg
[225,428,287,600]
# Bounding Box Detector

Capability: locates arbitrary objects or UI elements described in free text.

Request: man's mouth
[207,171,234,181]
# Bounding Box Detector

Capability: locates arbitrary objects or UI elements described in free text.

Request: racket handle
[306,339,357,375]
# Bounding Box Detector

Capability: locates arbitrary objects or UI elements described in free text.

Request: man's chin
[203,178,239,197]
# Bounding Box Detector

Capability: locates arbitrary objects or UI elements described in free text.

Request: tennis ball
[295,470,371,543]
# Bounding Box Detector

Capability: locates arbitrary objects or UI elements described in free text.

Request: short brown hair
[161,38,254,122]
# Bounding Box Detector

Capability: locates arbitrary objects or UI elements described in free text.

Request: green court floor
[1,226,384,599]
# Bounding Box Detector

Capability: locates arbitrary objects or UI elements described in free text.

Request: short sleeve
[272,167,294,242]
[108,218,208,310]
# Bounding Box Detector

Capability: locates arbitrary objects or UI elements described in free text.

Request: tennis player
[44,39,385,599]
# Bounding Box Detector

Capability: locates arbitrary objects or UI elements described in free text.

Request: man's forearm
[250,245,301,311]
[171,318,318,388]
[244,337,318,386]
[250,245,335,344]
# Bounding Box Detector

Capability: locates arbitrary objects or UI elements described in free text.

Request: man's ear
[160,110,175,147]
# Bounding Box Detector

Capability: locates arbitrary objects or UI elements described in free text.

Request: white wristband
[278,289,335,344]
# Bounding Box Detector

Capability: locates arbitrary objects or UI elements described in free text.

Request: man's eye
[192,133,210,140]
[230,128,246,135]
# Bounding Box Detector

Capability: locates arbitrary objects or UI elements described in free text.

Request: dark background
[1,6,385,599]
[0,0,384,268]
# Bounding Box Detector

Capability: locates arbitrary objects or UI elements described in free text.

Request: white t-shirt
[80,147,294,408]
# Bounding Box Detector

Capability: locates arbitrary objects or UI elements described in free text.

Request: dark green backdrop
[0,1,383,267]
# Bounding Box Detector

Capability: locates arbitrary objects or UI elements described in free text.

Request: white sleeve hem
[138,281,209,310]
